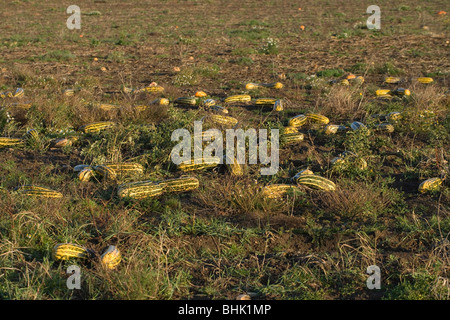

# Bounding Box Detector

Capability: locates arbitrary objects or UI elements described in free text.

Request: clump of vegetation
[258,37,279,54]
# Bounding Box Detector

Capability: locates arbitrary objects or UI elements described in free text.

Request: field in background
[0,0,449,300]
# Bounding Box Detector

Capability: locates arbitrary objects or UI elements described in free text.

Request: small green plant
[106,50,127,63]
[343,129,372,156]
[316,69,345,78]
[231,47,257,56]
[37,50,76,62]
[173,69,198,86]
[372,62,405,76]
[83,10,102,16]
[258,38,279,54]
[235,57,254,66]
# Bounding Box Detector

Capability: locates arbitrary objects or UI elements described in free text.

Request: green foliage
[316,69,345,78]
[258,38,279,54]
[372,62,405,76]
[36,50,76,62]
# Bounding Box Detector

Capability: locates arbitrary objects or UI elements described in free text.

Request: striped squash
[16,185,63,198]
[224,94,251,104]
[53,243,92,261]
[418,177,443,193]
[162,176,200,193]
[178,157,220,172]
[288,114,308,128]
[306,113,330,125]
[203,98,217,107]
[209,114,238,127]
[25,129,39,143]
[260,82,283,89]
[376,89,391,96]
[417,77,433,84]
[284,133,304,144]
[135,85,165,93]
[262,184,299,199]
[80,121,115,134]
[11,88,24,98]
[283,126,299,135]
[273,100,283,111]
[296,174,336,191]
[254,98,278,105]
[93,165,117,180]
[385,77,400,84]
[117,180,166,200]
[174,97,198,107]
[291,169,314,182]
[78,168,94,182]
[100,245,122,270]
[208,105,229,114]
[245,83,260,90]
[0,137,24,148]
[391,88,410,96]
[254,98,283,111]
